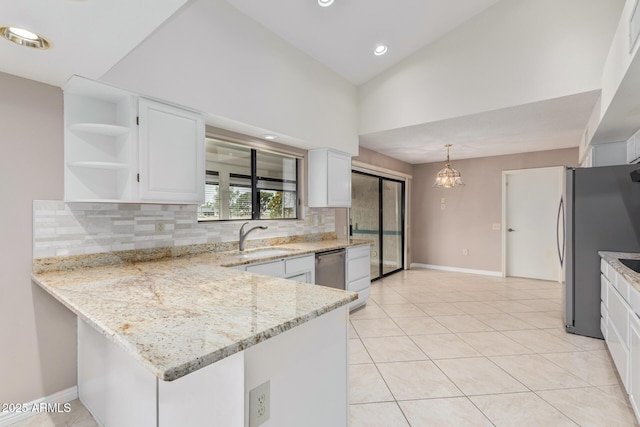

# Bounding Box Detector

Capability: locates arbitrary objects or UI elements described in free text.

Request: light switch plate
[249,380,270,427]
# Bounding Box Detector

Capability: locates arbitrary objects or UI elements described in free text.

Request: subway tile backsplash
[33,201,335,259]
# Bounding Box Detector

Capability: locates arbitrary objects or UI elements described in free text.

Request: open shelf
[64,76,136,202]
[68,123,131,136]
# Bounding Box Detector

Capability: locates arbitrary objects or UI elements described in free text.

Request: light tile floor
[8,399,97,427]
[349,268,639,427]
[10,268,639,426]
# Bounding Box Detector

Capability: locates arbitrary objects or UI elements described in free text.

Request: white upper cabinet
[64,78,137,202]
[138,98,204,203]
[64,76,205,204]
[307,148,351,207]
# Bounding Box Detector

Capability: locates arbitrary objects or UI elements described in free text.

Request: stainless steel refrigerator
[563,164,640,339]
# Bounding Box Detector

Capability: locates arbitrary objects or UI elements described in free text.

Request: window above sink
[199,137,300,222]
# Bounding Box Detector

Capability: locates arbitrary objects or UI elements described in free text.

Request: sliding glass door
[350,173,381,278]
[382,180,404,275]
[350,171,405,280]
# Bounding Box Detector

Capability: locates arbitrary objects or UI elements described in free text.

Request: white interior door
[504,167,563,281]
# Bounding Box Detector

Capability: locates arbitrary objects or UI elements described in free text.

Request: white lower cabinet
[246,260,286,277]
[242,254,315,284]
[78,319,157,427]
[605,277,630,391]
[601,274,609,339]
[630,313,640,419]
[78,307,348,427]
[244,307,348,427]
[239,247,371,310]
[158,351,244,427]
[346,244,371,310]
[601,257,640,419]
[79,318,243,427]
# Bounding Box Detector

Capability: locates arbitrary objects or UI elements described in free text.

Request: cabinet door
[308,148,351,208]
[630,315,640,418]
[138,98,204,203]
[285,255,315,284]
[246,259,285,277]
[327,150,351,207]
[285,272,313,283]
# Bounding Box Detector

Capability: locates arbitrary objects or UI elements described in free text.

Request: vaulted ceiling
[0,0,631,164]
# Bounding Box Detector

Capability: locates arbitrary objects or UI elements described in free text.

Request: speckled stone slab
[32,240,366,381]
[33,233,371,273]
[600,251,640,293]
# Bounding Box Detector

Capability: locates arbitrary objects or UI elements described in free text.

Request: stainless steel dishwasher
[315,249,346,290]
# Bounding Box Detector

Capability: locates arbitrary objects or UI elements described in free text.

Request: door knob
[508,228,515,232]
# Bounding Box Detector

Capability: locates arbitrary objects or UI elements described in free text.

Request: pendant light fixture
[433,144,464,188]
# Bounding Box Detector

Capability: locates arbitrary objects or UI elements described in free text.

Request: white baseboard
[410,263,502,277]
[0,386,78,427]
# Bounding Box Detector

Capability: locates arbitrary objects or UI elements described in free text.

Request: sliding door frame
[351,169,406,280]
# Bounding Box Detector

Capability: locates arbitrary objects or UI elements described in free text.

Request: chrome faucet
[239,222,268,251]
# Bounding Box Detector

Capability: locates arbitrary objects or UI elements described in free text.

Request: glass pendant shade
[433,145,464,188]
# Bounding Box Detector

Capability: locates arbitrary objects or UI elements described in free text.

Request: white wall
[102,0,359,155]
[0,72,77,405]
[358,0,624,136]
[600,0,640,121]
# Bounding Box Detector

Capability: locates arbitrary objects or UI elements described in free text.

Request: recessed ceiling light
[374,45,388,56]
[263,134,278,140]
[0,26,51,49]
[318,0,335,7]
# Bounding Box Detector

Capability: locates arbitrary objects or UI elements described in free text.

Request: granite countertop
[218,239,371,267]
[599,251,640,293]
[32,239,366,381]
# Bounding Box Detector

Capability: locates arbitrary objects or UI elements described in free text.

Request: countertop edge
[599,251,640,293]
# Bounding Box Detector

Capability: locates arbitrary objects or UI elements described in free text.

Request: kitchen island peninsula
[32,242,359,427]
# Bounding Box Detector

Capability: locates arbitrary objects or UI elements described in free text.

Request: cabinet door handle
[508,228,515,232]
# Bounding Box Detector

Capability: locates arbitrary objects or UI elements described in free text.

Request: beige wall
[353,147,414,176]
[411,148,578,272]
[0,72,76,405]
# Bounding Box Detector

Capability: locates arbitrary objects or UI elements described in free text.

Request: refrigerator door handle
[556,197,565,267]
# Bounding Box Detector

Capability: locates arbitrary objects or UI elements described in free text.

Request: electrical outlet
[492,223,501,231]
[441,203,446,210]
[249,380,270,427]
[463,248,469,256]
[155,221,165,233]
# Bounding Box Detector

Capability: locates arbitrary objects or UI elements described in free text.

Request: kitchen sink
[232,248,296,259]
[619,258,640,273]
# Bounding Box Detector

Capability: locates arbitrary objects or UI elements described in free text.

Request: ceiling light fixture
[318,0,335,7]
[0,26,51,49]
[434,144,464,188]
[374,45,388,56]
[263,134,278,140]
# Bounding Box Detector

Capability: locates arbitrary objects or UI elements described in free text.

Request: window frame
[199,135,301,222]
